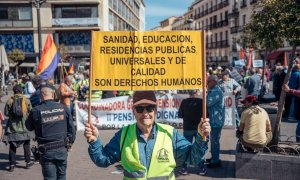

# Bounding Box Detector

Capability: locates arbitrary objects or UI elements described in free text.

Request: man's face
[222,74,229,81]
[207,79,216,89]
[133,103,157,128]
[66,79,72,86]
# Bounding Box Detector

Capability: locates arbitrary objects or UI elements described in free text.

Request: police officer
[26,83,76,180]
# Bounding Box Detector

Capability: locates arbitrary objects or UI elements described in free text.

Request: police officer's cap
[40,82,56,91]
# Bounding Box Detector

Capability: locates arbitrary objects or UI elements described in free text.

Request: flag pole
[88,31,93,125]
[59,55,68,79]
[202,31,207,141]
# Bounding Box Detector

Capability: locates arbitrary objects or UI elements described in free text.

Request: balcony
[52,17,99,27]
[240,0,247,8]
[207,42,212,49]
[223,0,229,7]
[232,44,237,52]
[221,40,229,47]
[0,20,32,28]
[231,26,240,34]
[216,41,222,48]
[222,20,229,26]
[221,56,228,62]
[239,26,245,32]
[229,7,239,18]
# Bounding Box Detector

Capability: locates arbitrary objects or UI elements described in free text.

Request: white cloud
[145,5,186,17]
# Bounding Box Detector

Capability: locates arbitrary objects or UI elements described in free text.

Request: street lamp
[31,0,46,60]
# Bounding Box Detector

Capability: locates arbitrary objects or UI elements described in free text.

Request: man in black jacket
[178,90,205,175]
[26,83,76,180]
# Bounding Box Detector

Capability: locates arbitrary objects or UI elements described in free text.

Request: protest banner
[253,60,263,68]
[75,94,189,131]
[234,60,246,69]
[230,68,243,83]
[90,31,204,91]
[223,92,236,129]
[88,31,207,142]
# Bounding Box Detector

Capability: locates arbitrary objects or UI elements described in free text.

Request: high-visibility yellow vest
[120,123,176,180]
[91,90,102,100]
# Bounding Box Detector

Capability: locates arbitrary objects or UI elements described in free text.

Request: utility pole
[32,0,46,61]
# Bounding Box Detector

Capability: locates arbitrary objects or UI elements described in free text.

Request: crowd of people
[0,73,76,179]
[0,61,299,178]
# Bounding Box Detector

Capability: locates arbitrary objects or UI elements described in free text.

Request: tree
[7,48,25,81]
[243,0,284,52]
[243,0,284,102]
[243,0,300,146]
[272,0,300,145]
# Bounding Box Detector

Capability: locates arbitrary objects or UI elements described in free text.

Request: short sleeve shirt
[240,106,270,144]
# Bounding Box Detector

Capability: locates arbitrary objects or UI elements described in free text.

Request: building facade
[0,0,145,77]
[150,16,177,31]
[153,0,261,67]
[192,0,231,66]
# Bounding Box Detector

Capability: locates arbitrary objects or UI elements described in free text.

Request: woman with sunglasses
[84,91,211,179]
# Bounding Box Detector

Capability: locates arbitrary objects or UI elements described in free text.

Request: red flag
[247,48,254,68]
[240,48,245,59]
[68,64,74,75]
[283,51,287,66]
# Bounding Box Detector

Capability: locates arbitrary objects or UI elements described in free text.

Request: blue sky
[144,0,194,30]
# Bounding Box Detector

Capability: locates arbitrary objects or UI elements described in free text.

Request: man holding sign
[84,91,210,178]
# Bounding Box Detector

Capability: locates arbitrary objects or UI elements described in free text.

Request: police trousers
[39,147,68,180]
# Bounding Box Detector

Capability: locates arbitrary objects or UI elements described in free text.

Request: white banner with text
[75,94,192,131]
[223,92,236,129]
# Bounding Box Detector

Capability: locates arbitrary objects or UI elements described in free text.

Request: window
[113,0,117,11]
[0,8,8,19]
[55,6,97,18]
[0,6,32,20]
[61,8,76,18]
[118,1,122,14]
[242,14,246,25]
[109,11,113,30]
[109,0,113,8]
[220,32,223,41]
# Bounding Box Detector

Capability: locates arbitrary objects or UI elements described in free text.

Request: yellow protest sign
[91,31,204,90]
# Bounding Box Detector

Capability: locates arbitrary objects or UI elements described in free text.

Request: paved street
[0,93,297,180]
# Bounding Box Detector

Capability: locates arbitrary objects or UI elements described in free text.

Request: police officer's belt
[38,140,67,153]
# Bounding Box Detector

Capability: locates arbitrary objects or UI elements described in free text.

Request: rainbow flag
[36,34,60,80]
[68,63,74,75]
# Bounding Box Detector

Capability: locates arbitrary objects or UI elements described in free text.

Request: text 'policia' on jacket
[120,123,176,180]
[25,100,76,145]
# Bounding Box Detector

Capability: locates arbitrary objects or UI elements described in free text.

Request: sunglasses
[135,105,156,113]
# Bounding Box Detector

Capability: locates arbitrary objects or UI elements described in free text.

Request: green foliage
[243,0,300,50]
[7,49,25,63]
[277,0,300,46]
[243,0,284,51]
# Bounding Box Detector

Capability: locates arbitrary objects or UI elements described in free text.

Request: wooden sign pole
[202,31,207,141]
[88,31,93,125]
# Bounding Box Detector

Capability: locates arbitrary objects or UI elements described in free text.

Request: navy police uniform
[26,85,76,180]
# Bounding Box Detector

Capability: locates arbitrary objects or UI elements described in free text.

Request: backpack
[11,96,27,117]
